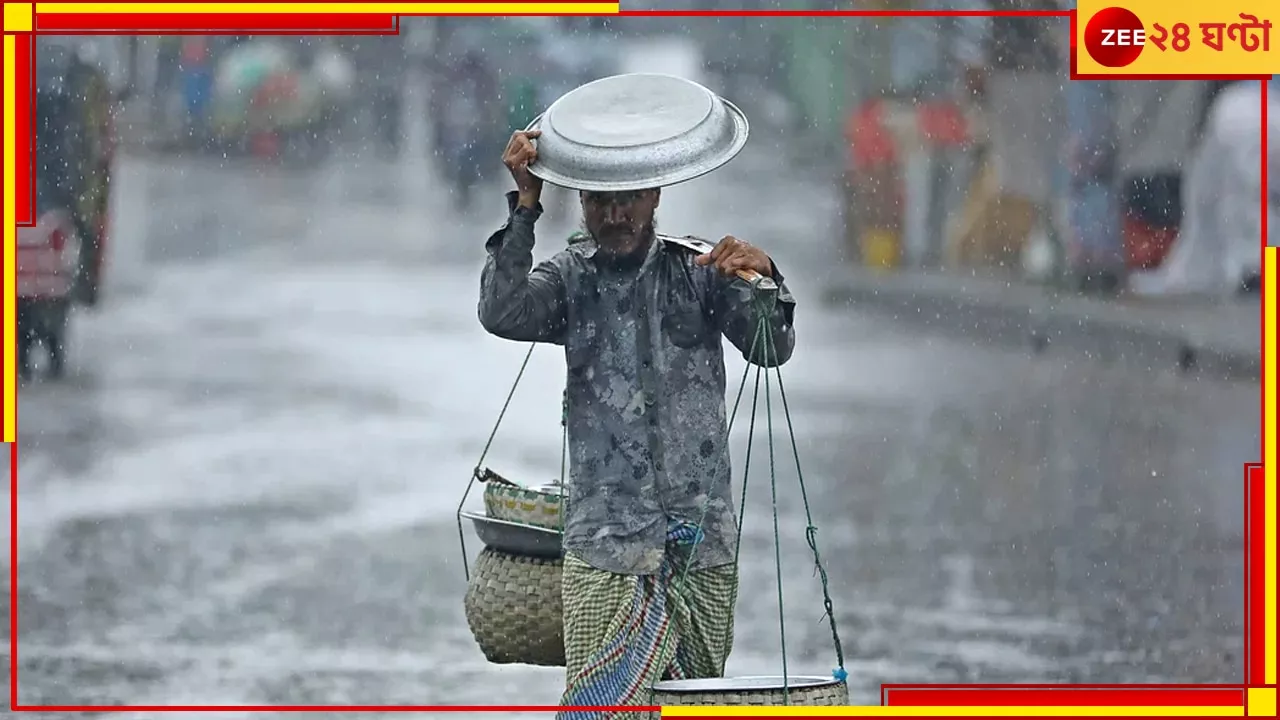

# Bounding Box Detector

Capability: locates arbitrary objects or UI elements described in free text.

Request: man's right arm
[478,191,569,344]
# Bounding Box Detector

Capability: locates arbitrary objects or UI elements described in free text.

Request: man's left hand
[695,235,774,279]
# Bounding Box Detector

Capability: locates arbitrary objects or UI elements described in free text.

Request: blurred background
[5,5,1264,713]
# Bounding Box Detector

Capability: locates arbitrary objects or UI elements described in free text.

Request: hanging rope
[456,342,537,583]
[761,309,791,702]
[664,278,848,700]
[765,319,847,676]
[457,275,849,693]
[559,388,568,535]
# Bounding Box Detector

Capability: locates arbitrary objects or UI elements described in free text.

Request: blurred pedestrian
[946,0,1066,273]
[1062,80,1124,293]
[344,37,406,157]
[150,36,182,130]
[438,51,499,211]
[178,36,214,147]
[478,128,796,718]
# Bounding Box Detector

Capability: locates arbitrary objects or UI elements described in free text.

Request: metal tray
[652,675,840,693]
[461,510,564,559]
[525,73,750,193]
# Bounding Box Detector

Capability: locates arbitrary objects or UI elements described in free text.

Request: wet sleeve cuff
[767,260,796,324]
[486,192,545,253]
[505,190,545,224]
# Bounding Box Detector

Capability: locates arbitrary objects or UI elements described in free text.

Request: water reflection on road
[5,136,1254,711]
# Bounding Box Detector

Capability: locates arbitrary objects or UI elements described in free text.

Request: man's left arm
[699,237,797,367]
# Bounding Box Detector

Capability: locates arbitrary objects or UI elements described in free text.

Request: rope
[457,272,850,694]
[766,317,847,675]
[757,296,849,687]
[731,361,764,568]
[456,342,537,583]
[559,389,568,534]
[663,277,848,701]
[760,314,790,703]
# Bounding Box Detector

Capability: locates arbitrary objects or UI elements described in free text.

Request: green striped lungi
[558,549,739,718]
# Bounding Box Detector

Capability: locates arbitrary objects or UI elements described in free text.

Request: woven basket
[647,676,849,717]
[463,547,565,667]
[482,481,567,531]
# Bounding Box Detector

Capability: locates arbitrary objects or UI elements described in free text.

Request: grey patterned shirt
[478,192,798,575]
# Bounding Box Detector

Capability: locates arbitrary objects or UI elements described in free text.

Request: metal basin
[461,510,563,559]
[525,73,750,192]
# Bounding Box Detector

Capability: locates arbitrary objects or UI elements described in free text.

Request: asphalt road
[3,68,1258,719]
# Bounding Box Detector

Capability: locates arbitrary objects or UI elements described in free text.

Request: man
[478,129,796,714]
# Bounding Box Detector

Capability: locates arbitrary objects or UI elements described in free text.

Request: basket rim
[484,483,566,500]
[652,675,842,693]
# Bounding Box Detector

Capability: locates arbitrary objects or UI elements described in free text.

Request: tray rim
[461,509,565,559]
[523,73,750,193]
[651,674,842,694]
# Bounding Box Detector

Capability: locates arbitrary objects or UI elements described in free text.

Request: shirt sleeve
[711,261,797,367]
[477,191,569,345]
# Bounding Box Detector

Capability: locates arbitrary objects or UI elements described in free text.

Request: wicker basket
[463,546,565,667]
[482,479,567,531]
[646,676,849,717]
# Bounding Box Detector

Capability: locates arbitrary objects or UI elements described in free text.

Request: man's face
[580,189,660,259]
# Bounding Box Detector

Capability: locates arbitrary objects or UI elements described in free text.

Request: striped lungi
[556,524,739,720]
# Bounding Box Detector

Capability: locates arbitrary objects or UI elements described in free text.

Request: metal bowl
[525,73,750,192]
[652,675,839,693]
[461,510,563,559]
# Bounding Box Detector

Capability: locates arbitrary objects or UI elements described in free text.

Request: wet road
[4,110,1257,717]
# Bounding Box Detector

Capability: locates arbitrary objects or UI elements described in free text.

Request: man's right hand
[503,130,544,210]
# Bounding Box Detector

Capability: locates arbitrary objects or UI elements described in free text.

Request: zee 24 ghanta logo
[1083,6,1272,68]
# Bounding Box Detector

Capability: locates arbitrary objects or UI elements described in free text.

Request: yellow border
[1267,247,1277,686]
[3,34,14,444]
[4,3,34,32]
[0,5,1272,718]
[1248,688,1276,717]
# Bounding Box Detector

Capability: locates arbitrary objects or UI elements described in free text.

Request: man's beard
[583,219,657,269]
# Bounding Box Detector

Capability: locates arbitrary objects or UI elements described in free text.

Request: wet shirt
[478,192,797,576]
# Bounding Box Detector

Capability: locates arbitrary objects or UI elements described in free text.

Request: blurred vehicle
[22,40,120,378]
[17,209,81,380]
[36,39,117,307]
[209,38,354,163]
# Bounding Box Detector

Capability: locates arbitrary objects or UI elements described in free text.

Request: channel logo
[1083,6,1147,67]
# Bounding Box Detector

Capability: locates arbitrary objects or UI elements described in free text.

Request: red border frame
[35,13,401,33]
[7,5,1271,714]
